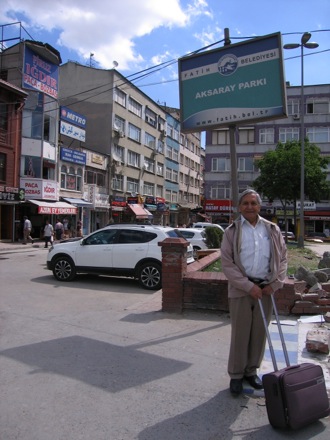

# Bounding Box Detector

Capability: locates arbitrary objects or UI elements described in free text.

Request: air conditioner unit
[293,114,300,120]
[119,130,125,138]
[161,129,167,138]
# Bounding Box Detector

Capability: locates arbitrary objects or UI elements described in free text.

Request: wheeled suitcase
[259,295,330,429]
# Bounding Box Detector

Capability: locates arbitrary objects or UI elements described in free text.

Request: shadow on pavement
[0,335,191,393]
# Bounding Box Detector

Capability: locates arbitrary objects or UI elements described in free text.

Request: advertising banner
[23,46,59,99]
[178,32,287,132]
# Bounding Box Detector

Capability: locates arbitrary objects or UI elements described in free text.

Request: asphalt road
[0,244,329,439]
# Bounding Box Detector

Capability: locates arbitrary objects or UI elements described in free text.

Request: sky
[1,0,330,109]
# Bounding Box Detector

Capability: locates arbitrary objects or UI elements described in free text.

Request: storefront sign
[0,186,25,202]
[60,147,86,165]
[23,46,59,99]
[19,178,57,200]
[60,121,86,142]
[205,199,233,213]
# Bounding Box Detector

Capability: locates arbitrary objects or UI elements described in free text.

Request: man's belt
[248,277,267,286]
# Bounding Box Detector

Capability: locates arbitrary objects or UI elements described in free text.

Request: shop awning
[62,197,93,207]
[128,204,153,219]
[28,200,77,215]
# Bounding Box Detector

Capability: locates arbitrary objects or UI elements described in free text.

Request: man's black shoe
[244,375,263,389]
[230,379,243,395]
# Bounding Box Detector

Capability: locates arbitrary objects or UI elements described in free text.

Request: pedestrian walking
[44,219,54,248]
[55,219,64,241]
[23,216,34,245]
[220,189,287,396]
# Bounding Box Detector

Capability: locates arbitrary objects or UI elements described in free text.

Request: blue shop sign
[60,147,86,165]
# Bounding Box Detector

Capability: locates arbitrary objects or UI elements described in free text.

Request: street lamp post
[284,33,318,248]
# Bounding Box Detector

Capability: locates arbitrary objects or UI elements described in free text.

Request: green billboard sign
[178,32,287,132]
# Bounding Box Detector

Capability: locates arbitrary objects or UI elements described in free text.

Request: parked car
[176,228,208,258]
[192,222,225,232]
[281,231,295,240]
[47,224,195,290]
[305,232,330,242]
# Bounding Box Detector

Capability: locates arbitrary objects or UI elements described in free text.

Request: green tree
[253,140,329,237]
[204,226,223,249]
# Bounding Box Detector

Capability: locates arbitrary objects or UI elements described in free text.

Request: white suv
[46,224,194,290]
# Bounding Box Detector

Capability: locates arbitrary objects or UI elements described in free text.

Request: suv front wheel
[137,262,161,290]
[53,256,76,281]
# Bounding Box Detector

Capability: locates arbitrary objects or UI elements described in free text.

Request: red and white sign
[204,199,233,213]
[20,178,57,200]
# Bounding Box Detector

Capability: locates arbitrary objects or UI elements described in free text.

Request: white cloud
[1,0,205,70]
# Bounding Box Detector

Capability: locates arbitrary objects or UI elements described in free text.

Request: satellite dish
[113,61,118,68]
[113,122,120,131]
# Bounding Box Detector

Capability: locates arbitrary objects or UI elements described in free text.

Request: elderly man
[221,189,287,395]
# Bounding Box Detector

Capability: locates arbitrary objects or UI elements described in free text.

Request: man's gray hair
[238,189,262,205]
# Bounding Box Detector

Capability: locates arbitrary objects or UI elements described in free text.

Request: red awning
[128,204,152,219]
[28,200,77,215]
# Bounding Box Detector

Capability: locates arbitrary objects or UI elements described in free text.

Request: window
[166,146,173,159]
[85,169,106,187]
[145,108,157,127]
[0,153,6,181]
[287,100,300,115]
[158,117,166,131]
[85,229,118,245]
[143,182,154,195]
[112,174,123,191]
[165,167,172,180]
[157,140,164,155]
[143,157,155,173]
[22,156,41,178]
[128,123,141,142]
[114,115,125,133]
[172,170,178,183]
[307,100,330,115]
[238,157,254,172]
[156,185,163,198]
[145,132,156,150]
[156,162,163,176]
[173,149,179,162]
[114,88,126,107]
[306,127,330,143]
[259,128,274,144]
[0,103,8,131]
[173,128,179,141]
[61,165,83,191]
[239,128,255,144]
[127,177,139,193]
[167,125,173,138]
[211,157,230,172]
[212,129,230,145]
[279,128,300,143]
[127,150,140,167]
[210,185,231,199]
[22,92,43,139]
[128,97,142,117]
[113,144,124,163]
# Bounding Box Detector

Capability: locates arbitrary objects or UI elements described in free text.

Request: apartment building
[0,23,203,236]
[204,83,330,234]
[60,63,203,227]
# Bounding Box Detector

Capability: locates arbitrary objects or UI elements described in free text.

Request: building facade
[0,79,27,240]
[204,83,330,234]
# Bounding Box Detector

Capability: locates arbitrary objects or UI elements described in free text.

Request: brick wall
[159,239,330,315]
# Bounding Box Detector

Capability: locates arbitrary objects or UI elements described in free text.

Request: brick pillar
[159,237,188,313]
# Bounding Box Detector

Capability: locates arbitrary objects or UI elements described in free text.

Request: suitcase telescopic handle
[258,294,290,372]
